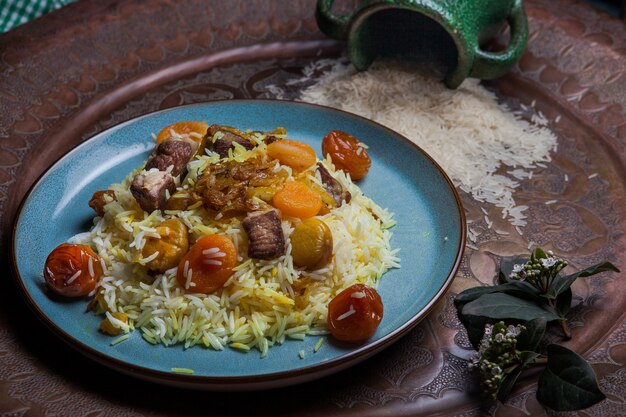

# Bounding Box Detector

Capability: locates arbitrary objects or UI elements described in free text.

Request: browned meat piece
[317,163,351,206]
[130,170,176,213]
[88,190,116,217]
[264,135,281,145]
[145,140,194,178]
[206,124,255,158]
[242,210,285,260]
[251,127,283,145]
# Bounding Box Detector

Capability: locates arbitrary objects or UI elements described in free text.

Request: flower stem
[559,319,571,339]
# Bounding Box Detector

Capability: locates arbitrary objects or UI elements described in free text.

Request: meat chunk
[317,163,351,206]
[88,190,116,217]
[130,170,176,213]
[242,210,285,260]
[206,124,255,158]
[145,139,193,178]
[263,135,281,145]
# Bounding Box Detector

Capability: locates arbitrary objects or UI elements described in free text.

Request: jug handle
[316,0,352,40]
[470,0,528,80]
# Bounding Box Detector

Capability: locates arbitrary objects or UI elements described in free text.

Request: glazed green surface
[317,0,528,88]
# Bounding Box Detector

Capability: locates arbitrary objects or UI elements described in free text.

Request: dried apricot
[176,234,237,294]
[272,182,322,219]
[322,130,371,180]
[328,284,383,343]
[291,219,333,269]
[156,121,208,145]
[267,139,317,171]
[142,219,189,272]
[44,243,102,297]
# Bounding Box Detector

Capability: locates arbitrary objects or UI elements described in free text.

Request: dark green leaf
[499,257,529,283]
[497,366,522,402]
[455,286,497,306]
[455,282,540,306]
[545,262,620,299]
[536,344,606,411]
[519,351,540,366]
[531,247,547,262]
[555,288,572,317]
[516,318,547,351]
[462,293,559,322]
[457,313,492,350]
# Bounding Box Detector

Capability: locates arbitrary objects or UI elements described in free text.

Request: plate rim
[10,99,466,388]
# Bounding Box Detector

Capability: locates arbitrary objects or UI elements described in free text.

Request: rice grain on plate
[82,130,399,357]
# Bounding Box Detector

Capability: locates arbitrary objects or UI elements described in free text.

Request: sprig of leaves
[455,247,620,411]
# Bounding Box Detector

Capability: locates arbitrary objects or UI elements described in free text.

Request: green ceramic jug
[316,0,528,88]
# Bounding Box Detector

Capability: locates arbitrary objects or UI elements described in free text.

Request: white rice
[314,337,324,352]
[66,270,82,285]
[336,305,356,321]
[85,138,399,356]
[275,58,558,228]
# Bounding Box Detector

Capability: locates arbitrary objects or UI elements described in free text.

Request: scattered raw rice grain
[281,59,558,227]
[588,173,598,179]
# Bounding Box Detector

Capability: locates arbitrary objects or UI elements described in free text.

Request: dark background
[586,0,624,16]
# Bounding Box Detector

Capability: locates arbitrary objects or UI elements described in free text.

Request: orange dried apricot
[156,121,209,145]
[272,181,322,219]
[267,139,317,171]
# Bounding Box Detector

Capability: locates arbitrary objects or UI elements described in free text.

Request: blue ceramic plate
[12,100,465,390]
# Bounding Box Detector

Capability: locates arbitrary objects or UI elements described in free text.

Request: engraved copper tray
[1,0,625,415]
